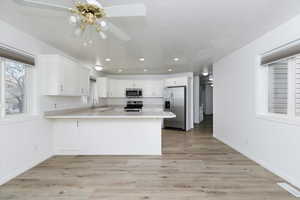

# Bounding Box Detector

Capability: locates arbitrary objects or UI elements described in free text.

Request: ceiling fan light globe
[99,31,107,40]
[74,27,83,37]
[69,15,77,26]
[100,20,107,27]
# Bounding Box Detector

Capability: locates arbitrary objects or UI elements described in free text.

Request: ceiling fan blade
[105,4,146,17]
[107,22,131,41]
[14,0,70,11]
[86,0,103,8]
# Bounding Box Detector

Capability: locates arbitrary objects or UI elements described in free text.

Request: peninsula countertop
[44,107,176,119]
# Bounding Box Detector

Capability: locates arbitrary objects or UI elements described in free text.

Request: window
[0,58,33,117]
[258,51,300,123]
[268,62,288,114]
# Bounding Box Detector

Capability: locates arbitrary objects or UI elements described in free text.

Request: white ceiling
[1,0,300,74]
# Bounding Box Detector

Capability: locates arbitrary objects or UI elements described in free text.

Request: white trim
[214,134,300,189]
[0,154,52,186]
[277,183,300,197]
[256,113,300,127]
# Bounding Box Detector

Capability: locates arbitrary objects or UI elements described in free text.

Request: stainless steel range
[124,101,143,112]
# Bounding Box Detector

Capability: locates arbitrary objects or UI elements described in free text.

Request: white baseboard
[0,154,52,186]
[278,182,300,197]
[214,134,300,189]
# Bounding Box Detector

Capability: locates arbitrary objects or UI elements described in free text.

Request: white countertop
[44,107,176,119]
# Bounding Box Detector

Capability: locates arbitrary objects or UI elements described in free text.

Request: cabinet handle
[76,120,79,128]
[60,85,63,92]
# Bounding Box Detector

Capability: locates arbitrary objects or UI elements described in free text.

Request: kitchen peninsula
[45,107,175,155]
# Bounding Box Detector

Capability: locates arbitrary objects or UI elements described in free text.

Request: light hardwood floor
[0,121,296,199]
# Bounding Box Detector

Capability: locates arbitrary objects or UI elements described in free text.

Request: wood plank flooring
[0,121,296,199]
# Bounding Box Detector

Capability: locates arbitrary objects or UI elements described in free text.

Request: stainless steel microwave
[126,88,143,98]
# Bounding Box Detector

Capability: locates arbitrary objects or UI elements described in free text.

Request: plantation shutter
[268,63,288,114]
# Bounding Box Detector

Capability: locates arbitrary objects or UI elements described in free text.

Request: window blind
[261,40,300,65]
[0,45,34,66]
[296,62,300,116]
[268,63,288,114]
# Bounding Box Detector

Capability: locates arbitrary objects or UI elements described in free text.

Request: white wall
[0,20,89,185]
[214,14,300,188]
[0,118,52,185]
[193,76,200,123]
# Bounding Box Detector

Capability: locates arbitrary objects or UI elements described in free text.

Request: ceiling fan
[14,0,146,43]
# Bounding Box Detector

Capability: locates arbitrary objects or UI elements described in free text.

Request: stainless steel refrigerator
[164,86,186,130]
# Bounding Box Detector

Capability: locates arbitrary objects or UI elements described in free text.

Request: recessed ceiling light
[118,69,123,73]
[202,72,209,76]
[174,58,179,62]
[139,58,145,62]
[144,69,148,72]
[105,58,111,62]
[168,68,173,72]
[94,65,103,71]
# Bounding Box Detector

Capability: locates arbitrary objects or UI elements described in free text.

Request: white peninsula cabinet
[96,78,164,98]
[39,55,90,96]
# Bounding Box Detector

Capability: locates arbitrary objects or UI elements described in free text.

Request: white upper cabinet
[164,77,188,87]
[108,79,126,98]
[96,77,108,98]
[143,80,164,97]
[96,78,164,98]
[79,67,90,96]
[39,55,90,96]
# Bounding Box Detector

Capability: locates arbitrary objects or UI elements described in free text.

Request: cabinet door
[63,59,79,95]
[165,77,188,87]
[175,77,188,86]
[108,79,126,97]
[79,67,90,96]
[142,80,151,97]
[151,80,164,97]
[97,77,108,98]
[53,120,80,154]
[164,78,175,87]
[142,80,163,97]
[40,55,64,95]
[132,80,143,88]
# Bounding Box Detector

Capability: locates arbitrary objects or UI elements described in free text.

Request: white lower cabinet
[53,120,80,154]
[53,118,163,155]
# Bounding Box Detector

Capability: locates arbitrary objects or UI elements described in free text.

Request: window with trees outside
[0,57,33,117]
